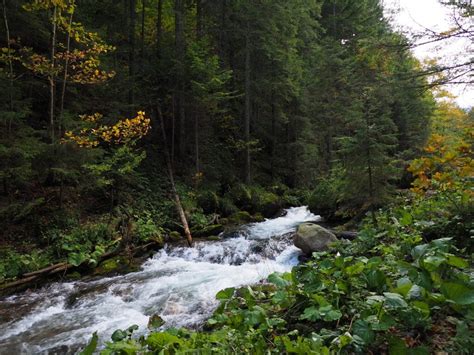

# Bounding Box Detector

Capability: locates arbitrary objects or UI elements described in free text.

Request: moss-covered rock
[228,211,253,225]
[207,235,221,241]
[169,231,182,242]
[251,189,281,217]
[65,271,82,280]
[293,223,338,255]
[192,224,224,238]
[94,256,131,276]
[252,213,265,222]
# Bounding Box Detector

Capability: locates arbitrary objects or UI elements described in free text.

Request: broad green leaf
[148,315,165,329]
[146,332,182,350]
[411,301,430,318]
[268,272,290,287]
[300,306,320,321]
[79,332,98,355]
[383,292,408,309]
[216,287,235,301]
[446,255,468,268]
[353,320,375,345]
[111,329,127,342]
[441,282,474,305]
[422,255,446,271]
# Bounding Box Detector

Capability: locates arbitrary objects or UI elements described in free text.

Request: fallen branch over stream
[0,241,160,296]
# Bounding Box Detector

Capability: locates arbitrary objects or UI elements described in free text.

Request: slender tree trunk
[157,106,193,247]
[156,0,163,57]
[195,112,200,175]
[59,3,75,137]
[128,0,136,105]
[171,96,176,167]
[2,0,13,138]
[140,0,145,60]
[196,0,202,37]
[175,0,186,160]
[195,0,202,176]
[244,23,251,184]
[365,109,377,226]
[49,6,58,145]
[271,91,276,181]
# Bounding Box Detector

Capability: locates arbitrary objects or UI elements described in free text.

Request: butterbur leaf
[111,329,127,342]
[371,314,396,331]
[411,301,430,318]
[411,244,429,261]
[353,320,375,345]
[148,315,165,329]
[441,282,474,305]
[300,306,320,321]
[446,255,468,268]
[268,272,290,287]
[422,255,446,271]
[146,332,182,350]
[383,293,408,309]
[216,287,235,301]
[323,309,342,322]
[79,332,98,355]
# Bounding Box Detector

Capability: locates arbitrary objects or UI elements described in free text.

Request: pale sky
[383,0,473,108]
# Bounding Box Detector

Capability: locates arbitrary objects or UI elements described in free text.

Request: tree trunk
[175,0,186,160]
[58,4,75,138]
[365,107,377,226]
[244,23,251,184]
[195,112,200,175]
[49,6,57,145]
[156,0,163,57]
[128,0,136,106]
[196,0,202,37]
[2,0,13,138]
[195,0,202,176]
[157,106,193,247]
[140,0,145,61]
[271,91,276,181]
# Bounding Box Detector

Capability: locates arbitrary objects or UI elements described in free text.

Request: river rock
[293,223,338,255]
[193,224,224,238]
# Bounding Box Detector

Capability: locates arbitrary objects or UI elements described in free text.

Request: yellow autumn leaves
[408,102,473,196]
[64,111,151,148]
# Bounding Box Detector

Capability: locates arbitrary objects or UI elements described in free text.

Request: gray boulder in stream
[293,223,337,255]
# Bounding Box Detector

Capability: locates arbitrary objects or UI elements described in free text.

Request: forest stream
[0,207,320,354]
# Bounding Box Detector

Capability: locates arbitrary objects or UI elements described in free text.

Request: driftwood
[156,105,193,247]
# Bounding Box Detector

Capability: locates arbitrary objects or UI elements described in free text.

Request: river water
[0,206,320,354]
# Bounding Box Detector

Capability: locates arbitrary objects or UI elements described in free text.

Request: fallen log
[0,241,161,296]
[22,262,68,278]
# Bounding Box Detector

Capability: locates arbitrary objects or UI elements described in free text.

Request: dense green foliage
[0,0,434,226]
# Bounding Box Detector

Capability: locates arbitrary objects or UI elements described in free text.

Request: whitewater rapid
[0,206,320,354]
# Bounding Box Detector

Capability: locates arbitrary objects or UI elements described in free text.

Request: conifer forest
[0,0,473,354]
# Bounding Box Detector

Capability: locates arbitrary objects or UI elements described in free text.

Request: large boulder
[294,223,338,255]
